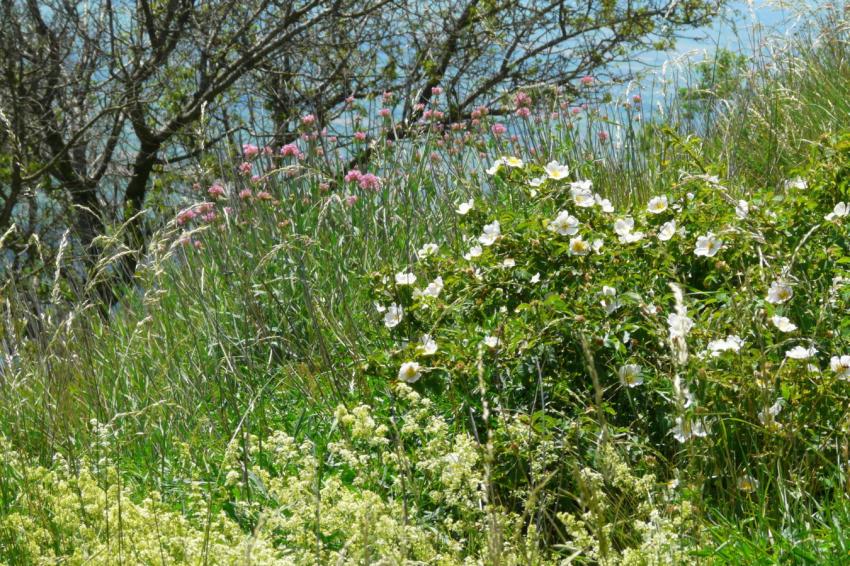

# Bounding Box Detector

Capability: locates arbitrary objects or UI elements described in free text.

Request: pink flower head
[379,107,391,118]
[491,123,507,136]
[382,91,394,103]
[632,94,642,104]
[263,145,274,156]
[431,86,443,96]
[197,202,215,214]
[423,109,444,121]
[242,143,259,159]
[239,188,253,200]
[354,131,367,141]
[515,107,531,118]
[357,172,381,191]
[256,190,273,201]
[319,182,330,192]
[413,102,426,112]
[301,113,316,125]
[598,131,609,143]
[207,183,226,199]
[201,211,217,222]
[300,133,310,142]
[514,91,532,108]
[345,95,355,104]
[580,75,595,86]
[344,169,363,183]
[250,175,261,184]
[238,161,253,175]
[345,194,358,207]
[280,143,304,159]
[471,118,480,127]
[176,209,196,225]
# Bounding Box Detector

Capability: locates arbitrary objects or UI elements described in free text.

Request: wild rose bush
[367,134,850,532]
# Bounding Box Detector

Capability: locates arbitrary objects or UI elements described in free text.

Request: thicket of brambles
[4,2,850,564]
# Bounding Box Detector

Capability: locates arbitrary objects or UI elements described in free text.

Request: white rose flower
[694,233,723,257]
[417,335,438,356]
[568,236,591,256]
[647,195,668,214]
[483,335,501,348]
[737,475,758,493]
[614,217,635,237]
[770,315,797,333]
[456,199,474,215]
[548,211,580,236]
[825,202,848,221]
[464,245,483,260]
[398,361,422,383]
[421,276,444,298]
[766,280,793,304]
[571,186,596,208]
[735,200,749,219]
[395,271,417,286]
[478,220,501,246]
[668,313,694,339]
[785,345,817,360]
[600,286,619,314]
[658,220,676,241]
[620,231,645,244]
[706,335,744,357]
[830,355,850,379]
[618,364,643,387]
[544,160,570,180]
[783,177,807,190]
[673,416,708,443]
[417,243,438,259]
[595,195,615,213]
[384,303,404,328]
[758,399,783,425]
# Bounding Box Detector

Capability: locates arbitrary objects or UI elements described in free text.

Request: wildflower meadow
[3,1,850,564]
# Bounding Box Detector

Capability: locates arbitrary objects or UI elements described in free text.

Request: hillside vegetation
[3,7,850,564]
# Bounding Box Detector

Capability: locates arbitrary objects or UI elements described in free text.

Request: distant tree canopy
[0,0,724,303]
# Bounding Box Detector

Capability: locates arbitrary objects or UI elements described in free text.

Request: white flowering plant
[363,136,850,542]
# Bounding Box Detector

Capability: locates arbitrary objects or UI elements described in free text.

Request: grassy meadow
[3,5,850,564]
